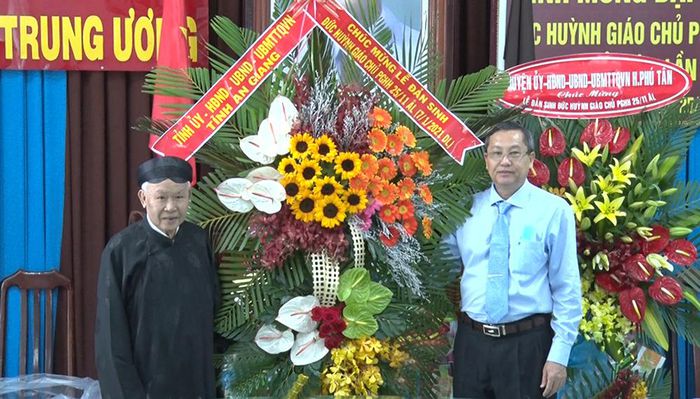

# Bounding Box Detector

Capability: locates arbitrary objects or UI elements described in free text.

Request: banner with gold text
[153,0,481,165]
[151,1,315,159]
[532,0,699,96]
[0,0,208,71]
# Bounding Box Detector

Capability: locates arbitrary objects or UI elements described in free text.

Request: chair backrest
[0,270,74,376]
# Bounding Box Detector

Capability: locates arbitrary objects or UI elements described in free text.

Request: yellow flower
[280,174,304,204]
[334,152,362,180]
[344,188,368,214]
[315,195,347,228]
[571,143,602,167]
[291,189,319,223]
[298,158,321,187]
[593,175,625,195]
[277,157,298,175]
[313,176,344,198]
[630,380,648,399]
[609,158,636,185]
[289,132,316,159]
[593,192,626,226]
[564,186,596,222]
[313,134,338,162]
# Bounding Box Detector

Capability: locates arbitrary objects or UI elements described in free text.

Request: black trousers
[452,316,554,399]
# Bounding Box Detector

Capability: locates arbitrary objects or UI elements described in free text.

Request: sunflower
[298,158,322,187]
[280,174,304,204]
[277,157,299,175]
[314,176,344,198]
[334,152,362,180]
[290,132,316,159]
[344,188,368,214]
[395,125,416,148]
[291,188,319,223]
[315,195,347,228]
[386,134,403,156]
[368,128,387,153]
[370,107,392,129]
[314,134,338,162]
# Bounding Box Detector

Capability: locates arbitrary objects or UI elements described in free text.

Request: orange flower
[360,154,379,176]
[386,134,404,156]
[377,158,398,180]
[371,107,392,129]
[418,184,433,205]
[397,178,416,200]
[422,216,433,239]
[398,153,417,177]
[366,175,384,195]
[368,128,388,153]
[379,225,401,247]
[403,215,418,236]
[374,181,399,205]
[379,204,399,224]
[396,199,415,220]
[349,175,370,191]
[395,125,416,148]
[411,151,433,175]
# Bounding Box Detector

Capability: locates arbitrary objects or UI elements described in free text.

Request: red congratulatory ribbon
[152,0,481,165]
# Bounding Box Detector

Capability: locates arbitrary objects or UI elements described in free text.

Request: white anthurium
[254,324,294,354]
[276,295,319,333]
[246,166,282,182]
[216,178,286,214]
[239,95,298,164]
[240,135,277,165]
[215,178,255,213]
[269,95,299,126]
[290,330,328,366]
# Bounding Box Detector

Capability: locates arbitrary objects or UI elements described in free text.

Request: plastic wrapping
[0,374,100,399]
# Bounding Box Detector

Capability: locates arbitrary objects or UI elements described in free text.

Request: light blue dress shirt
[444,181,582,366]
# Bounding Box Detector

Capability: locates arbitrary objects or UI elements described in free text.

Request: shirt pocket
[513,240,546,274]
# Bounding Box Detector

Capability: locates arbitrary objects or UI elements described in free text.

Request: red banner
[501,53,693,119]
[308,1,480,164]
[152,0,481,165]
[151,1,315,159]
[0,0,208,71]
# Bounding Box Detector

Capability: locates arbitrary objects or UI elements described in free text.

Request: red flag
[151,0,197,183]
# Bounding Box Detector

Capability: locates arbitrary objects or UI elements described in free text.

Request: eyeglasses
[485,150,531,162]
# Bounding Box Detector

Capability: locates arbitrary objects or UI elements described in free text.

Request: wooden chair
[0,270,74,376]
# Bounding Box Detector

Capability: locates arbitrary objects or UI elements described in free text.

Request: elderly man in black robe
[95,156,219,399]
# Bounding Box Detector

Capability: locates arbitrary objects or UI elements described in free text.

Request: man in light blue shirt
[445,122,582,398]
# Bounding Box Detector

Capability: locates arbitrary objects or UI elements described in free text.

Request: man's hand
[540,361,566,397]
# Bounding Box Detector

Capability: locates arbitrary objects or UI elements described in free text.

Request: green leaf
[345,283,370,305]
[342,304,379,338]
[642,304,669,351]
[364,282,393,315]
[337,267,370,301]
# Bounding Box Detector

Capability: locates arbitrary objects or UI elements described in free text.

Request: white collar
[145,214,179,239]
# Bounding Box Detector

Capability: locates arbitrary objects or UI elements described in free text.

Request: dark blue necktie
[484,201,512,322]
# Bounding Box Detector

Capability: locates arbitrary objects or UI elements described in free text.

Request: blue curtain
[0,70,66,377]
